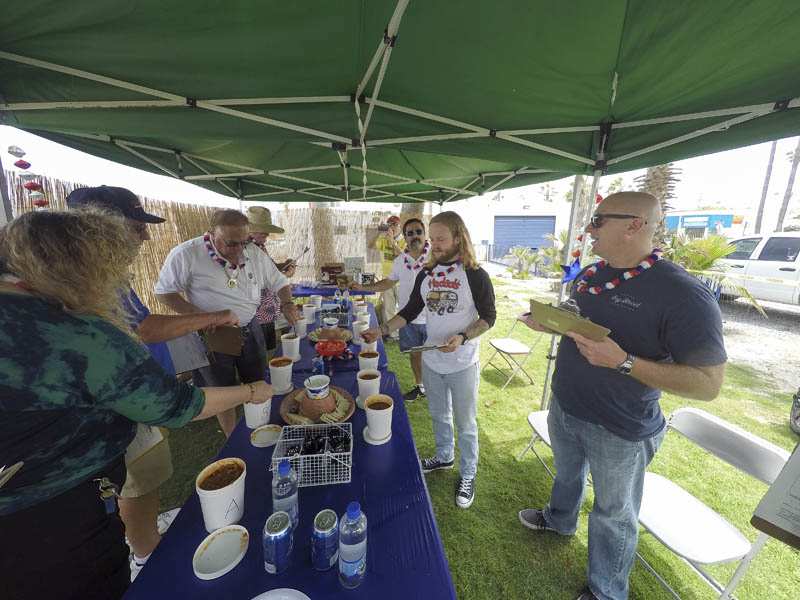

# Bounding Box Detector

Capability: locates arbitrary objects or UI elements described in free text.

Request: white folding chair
[482,321,542,393]
[517,410,554,478]
[637,407,790,600]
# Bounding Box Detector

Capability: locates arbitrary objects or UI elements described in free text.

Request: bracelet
[247,382,256,403]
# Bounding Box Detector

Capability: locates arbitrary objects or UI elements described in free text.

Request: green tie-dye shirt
[0,292,204,515]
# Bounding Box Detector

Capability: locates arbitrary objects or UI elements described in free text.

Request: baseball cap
[66,186,165,223]
[387,215,401,225]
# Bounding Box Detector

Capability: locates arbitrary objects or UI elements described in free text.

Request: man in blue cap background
[67,185,239,580]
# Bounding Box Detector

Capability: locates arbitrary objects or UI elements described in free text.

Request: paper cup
[269,356,293,393]
[354,301,368,312]
[304,374,330,400]
[352,320,368,344]
[360,340,378,353]
[323,317,338,329]
[196,458,246,533]
[358,350,380,372]
[281,333,301,361]
[355,309,369,323]
[294,317,308,339]
[365,394,394,442]
[243,398,271,429]
[356,369,381,408]
[302,304,317,324]
[310,294,323,308]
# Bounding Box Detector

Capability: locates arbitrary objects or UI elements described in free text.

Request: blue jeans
[398,322,426,352]
[543,396,665,600]
[422,362,479,479]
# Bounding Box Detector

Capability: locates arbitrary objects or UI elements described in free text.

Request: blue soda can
[311,509,339,571]
[263,511,293,574]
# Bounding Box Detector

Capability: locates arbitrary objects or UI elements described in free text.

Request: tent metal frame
[2,42,797,202]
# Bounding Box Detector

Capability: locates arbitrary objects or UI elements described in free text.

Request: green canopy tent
[1,0,799,208]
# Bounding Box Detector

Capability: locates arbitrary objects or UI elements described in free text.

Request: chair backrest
[668,407,790,485]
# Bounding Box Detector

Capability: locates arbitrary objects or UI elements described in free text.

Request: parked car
[719,233,800,305]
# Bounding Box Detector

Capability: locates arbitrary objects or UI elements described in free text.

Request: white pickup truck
[719,233,800,305]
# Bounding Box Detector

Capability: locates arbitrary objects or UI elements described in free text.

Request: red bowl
[315,340,346,357]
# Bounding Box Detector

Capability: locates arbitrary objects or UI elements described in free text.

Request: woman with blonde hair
[0,210,272,599]
[362,210,496,509]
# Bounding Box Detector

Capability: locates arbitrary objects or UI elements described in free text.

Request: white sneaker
[130,554,149,582]
[157,508,181,534]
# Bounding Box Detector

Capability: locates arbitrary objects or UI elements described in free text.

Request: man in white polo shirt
[155,209,299,436]
[353,217,429,402]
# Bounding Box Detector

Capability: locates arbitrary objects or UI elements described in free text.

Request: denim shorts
[398,322,427,351]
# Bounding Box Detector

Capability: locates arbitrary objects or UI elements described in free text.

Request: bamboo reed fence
[5,171,426,313]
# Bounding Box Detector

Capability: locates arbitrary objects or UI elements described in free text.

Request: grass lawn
[162,277,800,599]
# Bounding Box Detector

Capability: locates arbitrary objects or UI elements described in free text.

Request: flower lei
[203,232,245,270]
[575,249,663,295]
[426,261,460,288]
[403,241,430,271]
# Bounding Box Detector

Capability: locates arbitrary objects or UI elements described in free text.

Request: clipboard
[202,326,244,356]
[530,299,610,342]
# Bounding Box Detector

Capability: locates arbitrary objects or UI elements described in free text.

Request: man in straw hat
[362,211,496,510]
[155,208,299,436]
[66,185,241,580]
[246,206,297,357]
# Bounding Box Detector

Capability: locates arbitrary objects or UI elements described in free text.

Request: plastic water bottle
[334,287,342,307]
[338,501,367,589]
[272,459,299,529]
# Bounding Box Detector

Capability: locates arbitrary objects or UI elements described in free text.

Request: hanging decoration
[560,193,605,283]
[14,159,31,169]
[23,181,43,192]
[7,145,25,158]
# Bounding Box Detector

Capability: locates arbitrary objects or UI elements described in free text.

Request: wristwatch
[616,353,635,375]
[458,332,468,345]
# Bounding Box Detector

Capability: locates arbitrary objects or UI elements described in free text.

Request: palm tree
[635,163,681,245]
[755,141,777,234]
[775,137,800,232]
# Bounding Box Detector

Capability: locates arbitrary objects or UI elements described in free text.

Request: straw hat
[246,206,284,234]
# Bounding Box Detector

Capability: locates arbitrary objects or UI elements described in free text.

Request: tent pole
[0,154,13,224]
[540,170,600,410]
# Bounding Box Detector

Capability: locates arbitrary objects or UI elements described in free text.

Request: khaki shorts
[120,437,173,498]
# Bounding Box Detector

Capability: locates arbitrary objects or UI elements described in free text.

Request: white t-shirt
[388,249,428,326]
[154,237,289,326]
[398,263,495,375]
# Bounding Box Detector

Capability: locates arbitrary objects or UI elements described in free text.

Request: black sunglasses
[223,238,252,248]
[404,228,424,237]
[589,213,646,228]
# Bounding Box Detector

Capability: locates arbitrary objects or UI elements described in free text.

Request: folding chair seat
[482,321,541,392]
[517,410,554,478]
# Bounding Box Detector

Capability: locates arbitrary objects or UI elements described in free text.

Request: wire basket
[270,423,352,487]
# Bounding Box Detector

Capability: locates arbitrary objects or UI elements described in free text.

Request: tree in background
[635,163,681,246]
[775,137,800,232]
[754,141,777,234]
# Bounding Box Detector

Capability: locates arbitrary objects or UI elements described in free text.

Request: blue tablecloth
[292,284,375,297]
[279,304,388,374]
[125,370,456,600]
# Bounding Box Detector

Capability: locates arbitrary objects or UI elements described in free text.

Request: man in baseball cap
[66,185,238,581]
[66,185,166,224]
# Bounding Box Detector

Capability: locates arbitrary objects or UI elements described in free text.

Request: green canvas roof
[1,1,799,203]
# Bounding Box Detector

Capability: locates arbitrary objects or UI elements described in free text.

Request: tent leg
[539,170,601,410]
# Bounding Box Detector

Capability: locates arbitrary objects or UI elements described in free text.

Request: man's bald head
[600,192,661,229]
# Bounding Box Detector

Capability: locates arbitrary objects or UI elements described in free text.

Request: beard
[433,246,459,263]
[408,237,423,250]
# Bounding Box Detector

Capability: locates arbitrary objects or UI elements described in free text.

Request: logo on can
[263,511,293,574]
[311,508,339,571]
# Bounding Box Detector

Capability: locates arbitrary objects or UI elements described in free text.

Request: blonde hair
[427,211,479,270]
[1,209,138,330]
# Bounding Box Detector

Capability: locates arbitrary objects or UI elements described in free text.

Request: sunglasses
[589,213,645,228]
[223,238,252,248]
[404,228,424,237]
